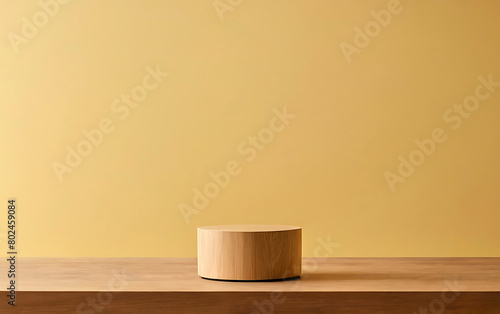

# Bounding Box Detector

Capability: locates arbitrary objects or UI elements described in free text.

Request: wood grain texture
[3,292,500,314]
[198,225,302,280]
[1,258,499,313]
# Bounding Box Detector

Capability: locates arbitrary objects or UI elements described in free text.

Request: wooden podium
[197,225,302,281]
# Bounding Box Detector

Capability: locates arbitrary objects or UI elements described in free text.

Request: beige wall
[1,0,499,257]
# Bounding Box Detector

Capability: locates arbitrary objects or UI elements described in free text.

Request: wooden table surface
[2,257,499,313]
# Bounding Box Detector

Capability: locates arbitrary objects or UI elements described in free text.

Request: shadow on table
[303,271,429,281]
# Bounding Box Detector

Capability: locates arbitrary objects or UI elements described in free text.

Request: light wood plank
[3,257,498,292]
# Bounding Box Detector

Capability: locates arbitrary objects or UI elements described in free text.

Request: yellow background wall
[1,0,499,257]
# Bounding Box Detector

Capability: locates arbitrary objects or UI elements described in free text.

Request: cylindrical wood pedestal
[197,225,301,281]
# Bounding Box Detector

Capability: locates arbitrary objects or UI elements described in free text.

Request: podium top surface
[198,225,301,232]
